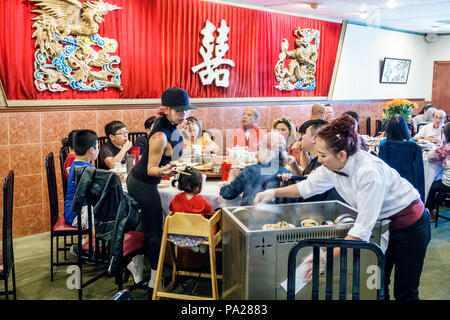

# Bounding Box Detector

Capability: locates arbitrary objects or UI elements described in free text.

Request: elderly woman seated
[219,131,294,206]
[272,117,298,155]
[179,116,220,154]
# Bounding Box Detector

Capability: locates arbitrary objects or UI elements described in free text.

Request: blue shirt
[64,160,93,225]
[220,162,293,206]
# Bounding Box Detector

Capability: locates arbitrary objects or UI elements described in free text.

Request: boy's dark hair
[105,120,125,140]
[386,114,411,141]
[61,129,79,149]
[298,119,328,135]
[343,111,360,123]
[144,116,157,130]
[73,129,98,156]
[171,167,203,194]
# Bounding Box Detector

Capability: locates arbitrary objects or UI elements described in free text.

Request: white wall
[428,35,450,60]
[332,23,432,100]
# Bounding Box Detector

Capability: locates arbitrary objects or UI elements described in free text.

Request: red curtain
[0,0,341,101]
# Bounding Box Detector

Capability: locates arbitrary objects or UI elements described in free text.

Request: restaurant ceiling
[216,0,450,34]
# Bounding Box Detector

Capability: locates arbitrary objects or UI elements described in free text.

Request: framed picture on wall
[380,57,411,84]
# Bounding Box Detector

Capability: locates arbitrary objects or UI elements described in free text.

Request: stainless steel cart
[221,201,389,300]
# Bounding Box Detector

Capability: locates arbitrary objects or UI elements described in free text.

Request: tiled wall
[0,100,428,238]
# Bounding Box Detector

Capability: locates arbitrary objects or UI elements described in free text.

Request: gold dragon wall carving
[274,27,320,91]
[31,0,122,92]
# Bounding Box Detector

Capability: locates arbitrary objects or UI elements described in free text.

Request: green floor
[2,211,449,300]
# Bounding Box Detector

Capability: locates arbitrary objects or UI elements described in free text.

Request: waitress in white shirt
[254,115,431,300]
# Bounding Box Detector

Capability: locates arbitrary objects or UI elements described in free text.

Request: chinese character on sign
[192,19,235,87]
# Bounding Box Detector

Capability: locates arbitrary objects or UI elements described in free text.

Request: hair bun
[331,114,356,136]
[317,114,359,156]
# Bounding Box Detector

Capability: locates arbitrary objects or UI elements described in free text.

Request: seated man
[64,130,99,253]
[310,103,326,120]
[325,104,335,122]
[413,109,446,144]
[134,116,157,155]
[231,107,264,152]
[98,120,133,169]
[296,119,328,175]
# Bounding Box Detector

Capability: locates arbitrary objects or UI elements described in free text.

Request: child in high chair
[169,166,212,253]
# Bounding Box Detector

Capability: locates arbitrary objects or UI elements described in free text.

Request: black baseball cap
[161,87,197,111]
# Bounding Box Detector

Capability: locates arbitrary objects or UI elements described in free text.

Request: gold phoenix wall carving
[31,0,122,92]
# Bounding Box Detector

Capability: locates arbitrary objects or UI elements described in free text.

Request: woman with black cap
[127,87,196,289]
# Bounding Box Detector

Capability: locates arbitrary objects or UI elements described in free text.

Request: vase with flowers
[382,98,418,120]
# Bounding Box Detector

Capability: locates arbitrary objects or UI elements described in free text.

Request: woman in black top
[127,87,196,288]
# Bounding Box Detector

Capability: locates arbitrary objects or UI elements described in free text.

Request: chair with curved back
[375,120,384,136]
[69,165,148,300]
[128,132,147,145]
[287,238,385,300]
[0,170,17,300]
[59,145,69,197]
[45,152,87,281]
[365,117,371,136]
[433,191,450,227]
[94,136,108,168]
[416,122,428,133]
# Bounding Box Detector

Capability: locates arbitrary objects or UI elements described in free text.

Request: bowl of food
[300,219,319,227]
[262,221,295,230]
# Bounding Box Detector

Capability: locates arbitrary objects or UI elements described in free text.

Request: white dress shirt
[296,150,420,241]
[415,122,444,142]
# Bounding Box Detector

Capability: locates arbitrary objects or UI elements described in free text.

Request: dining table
[121,171,242,215]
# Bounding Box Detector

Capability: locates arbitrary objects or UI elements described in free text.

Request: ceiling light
[387,0,397,9]
[359,11,368,19]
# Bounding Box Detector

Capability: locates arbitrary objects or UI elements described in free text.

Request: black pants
[425,179,450,211]
[384,209,431,300]
[127,173,163,270]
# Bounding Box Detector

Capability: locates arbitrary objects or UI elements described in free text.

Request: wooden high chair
[152,210,222,300]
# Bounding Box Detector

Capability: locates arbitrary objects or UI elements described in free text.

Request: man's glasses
[114,130,129,136]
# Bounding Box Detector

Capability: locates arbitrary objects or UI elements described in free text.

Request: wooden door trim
[432,61,450,103]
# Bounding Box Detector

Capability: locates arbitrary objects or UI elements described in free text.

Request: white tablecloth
[423,153,444,201]
[123,179,242,215]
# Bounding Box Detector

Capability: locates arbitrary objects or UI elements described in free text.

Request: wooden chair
[375,119,384,136]
[417,122,427,133]
[128,132,147,145]
[94,136,108,168]
[0,170,17,300]
[152,210,222,300]
[70,166,147,300]
[434,191,450,227]
[59,145,69,197]
[45,152,86,281]
[365,117,371,136]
